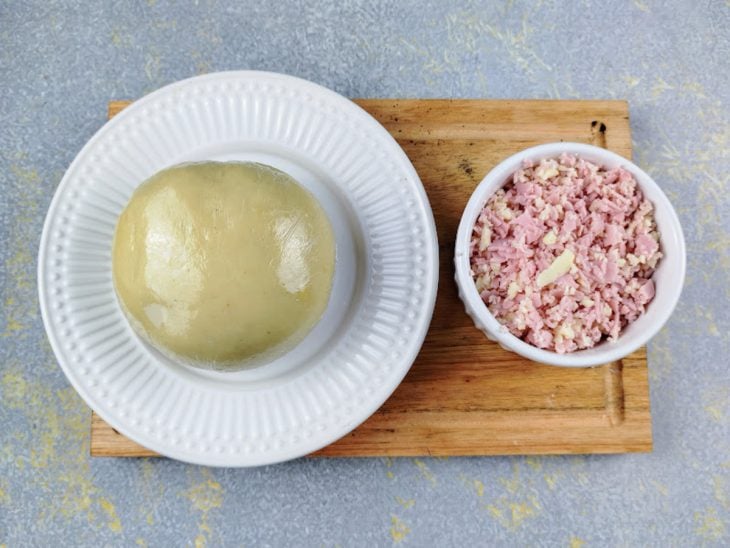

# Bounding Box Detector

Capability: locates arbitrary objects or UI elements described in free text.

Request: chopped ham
[470,154,662,353]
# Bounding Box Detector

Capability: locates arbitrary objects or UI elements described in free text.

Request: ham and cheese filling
[470,153,662,354]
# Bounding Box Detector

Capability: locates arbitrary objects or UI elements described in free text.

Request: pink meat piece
[604,259,619,283]
[469,153,663,353]
[561,211,579,236]
[636,280,655,305]
[635,233,660,257]
[589,212,605,236]
[559,152,577,167]
[513,182,542,207]
[604,223,622,246]
[513,211,544,244]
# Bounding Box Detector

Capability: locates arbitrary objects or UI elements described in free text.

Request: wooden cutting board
[90,99,651,458]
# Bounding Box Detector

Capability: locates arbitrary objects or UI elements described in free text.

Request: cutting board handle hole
[590,120,608,148]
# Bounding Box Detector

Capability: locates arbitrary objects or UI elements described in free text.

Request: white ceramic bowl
[454,142,686,367]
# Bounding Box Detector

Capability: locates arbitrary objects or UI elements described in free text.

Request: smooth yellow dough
[112,162,335,367]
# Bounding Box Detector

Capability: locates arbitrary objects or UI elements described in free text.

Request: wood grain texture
[91,99,650,458]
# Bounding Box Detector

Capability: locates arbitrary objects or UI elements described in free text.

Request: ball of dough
[112,162,335,367]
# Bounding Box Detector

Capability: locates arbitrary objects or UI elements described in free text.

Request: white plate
[38,71,439,466]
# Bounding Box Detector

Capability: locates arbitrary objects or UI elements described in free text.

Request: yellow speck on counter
[569,536,586,548]
[2,296,25,337]
[650,481,669,497]
[0,364,141,532]
[1,371,27,407]
[385,457,395,480]
[99,497,123,533]
[695,507,726,541]
[681,81,707,99]
[138,458,164,523]
[182,469,223,547]
[651,77,674,99]
[498,463,521,494]
[486,504,503,521]
[390,515,410,543]
[702,385,729,424]
[0,481,10,505]
[485,494,541,531]
[413,459,436,486]
[395,496,415,509]
[622,75,641,88]
[458,474,486,498]
[111,29,135,48]
[714,476,729,509]
[3,247,35,337]
[2,317,25,337]
[508,501,535,528]
[10,164,41,183]
[485,460,542,532]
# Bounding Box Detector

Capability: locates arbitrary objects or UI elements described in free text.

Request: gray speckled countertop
[1,1,729,546]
